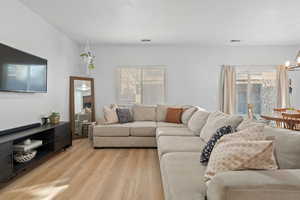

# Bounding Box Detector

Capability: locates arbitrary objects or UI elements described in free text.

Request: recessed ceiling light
[141,39,151,42]
[230,40,241,43]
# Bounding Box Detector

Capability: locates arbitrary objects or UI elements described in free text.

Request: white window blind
[117,67,166,105]
[236,69,277,118]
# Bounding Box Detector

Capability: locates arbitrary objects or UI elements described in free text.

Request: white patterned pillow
[220,125,265,142]
[103,105,119,124]
[204,126,278,182]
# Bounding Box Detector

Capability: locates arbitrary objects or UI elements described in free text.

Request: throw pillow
[237,119,266,131]
[204,125,277,182]
[103,105,119,124]
[187,110,210,135]
[181,106,198,124]
[199,111,243,143]
[200,125,235,164]
[165,108,184,124]
[116,108,133,124]
[220,125,265,142]
[156,104,183,121]
[204,139,278,182]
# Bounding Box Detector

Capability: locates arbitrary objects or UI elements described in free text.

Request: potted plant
[49,112,60,124]
[80,51,95,75]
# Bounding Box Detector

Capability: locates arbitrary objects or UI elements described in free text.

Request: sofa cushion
[207,169,300,200]
[160,152,207,200]
[156,122,185,128]
[157,136,206,158]
[156,104,169,122]
[130,121,157,137]
[264,126,300,169]
[93,123,130,137]
[200,111,243,142]
[181,106,198,124]
[187,110,210,135]
[156,127,195,138]
[133,104,156,121]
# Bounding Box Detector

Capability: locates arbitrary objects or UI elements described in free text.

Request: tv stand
[0,122,71,185]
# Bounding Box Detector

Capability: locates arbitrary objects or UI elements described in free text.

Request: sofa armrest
[207,169,300,200]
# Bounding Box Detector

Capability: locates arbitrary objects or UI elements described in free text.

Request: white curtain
[219,65,236,114]
[276,65,290,108]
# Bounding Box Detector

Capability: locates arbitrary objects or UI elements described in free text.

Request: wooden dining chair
[282,113,300,130]
[272,108,287,128]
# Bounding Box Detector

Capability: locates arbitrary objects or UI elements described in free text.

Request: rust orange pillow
[165,108,184,124]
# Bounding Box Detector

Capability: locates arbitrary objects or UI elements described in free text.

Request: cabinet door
[0,142,13,182]
[54,123,71,151]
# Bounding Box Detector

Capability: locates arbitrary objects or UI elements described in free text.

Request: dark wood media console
[0,122,71,185]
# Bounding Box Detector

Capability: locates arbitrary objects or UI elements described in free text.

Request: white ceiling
[20,0,300,46]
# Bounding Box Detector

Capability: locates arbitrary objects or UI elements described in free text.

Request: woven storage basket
[14,150,37,163]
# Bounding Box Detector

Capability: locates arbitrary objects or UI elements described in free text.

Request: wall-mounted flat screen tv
[0,43,47,93]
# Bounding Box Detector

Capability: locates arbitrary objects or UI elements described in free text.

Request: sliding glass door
[236,70,277,118]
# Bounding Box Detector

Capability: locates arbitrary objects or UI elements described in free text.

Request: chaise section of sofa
[160,152,207,200]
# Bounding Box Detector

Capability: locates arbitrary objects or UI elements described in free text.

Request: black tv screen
[0,43,47,93]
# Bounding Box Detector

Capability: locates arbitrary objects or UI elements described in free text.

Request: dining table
[261,111,300,130]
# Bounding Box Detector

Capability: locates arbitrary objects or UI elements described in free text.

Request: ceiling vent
[230,40,241,43]
[141,39,151,42]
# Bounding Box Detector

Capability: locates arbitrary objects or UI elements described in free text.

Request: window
[117,67,166,105]
[236,70,277,118]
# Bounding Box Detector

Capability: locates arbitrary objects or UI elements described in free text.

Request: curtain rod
[220,65,278,67]
[220,64,300,72]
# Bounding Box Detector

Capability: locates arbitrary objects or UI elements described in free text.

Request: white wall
[0,0,81,130]
[90,45,300,119]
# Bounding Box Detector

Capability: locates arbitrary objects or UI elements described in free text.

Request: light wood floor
[0,139,164,200]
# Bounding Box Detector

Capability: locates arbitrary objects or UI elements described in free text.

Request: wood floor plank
[0,139,164,200]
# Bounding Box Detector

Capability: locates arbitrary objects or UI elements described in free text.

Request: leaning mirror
[70,76,95,139]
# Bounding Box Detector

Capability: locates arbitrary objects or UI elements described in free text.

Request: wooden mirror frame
[69,76,95,139]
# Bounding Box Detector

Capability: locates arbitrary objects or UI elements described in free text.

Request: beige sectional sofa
[92,105,300,200]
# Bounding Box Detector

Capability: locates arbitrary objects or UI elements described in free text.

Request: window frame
[116,65,167,105]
